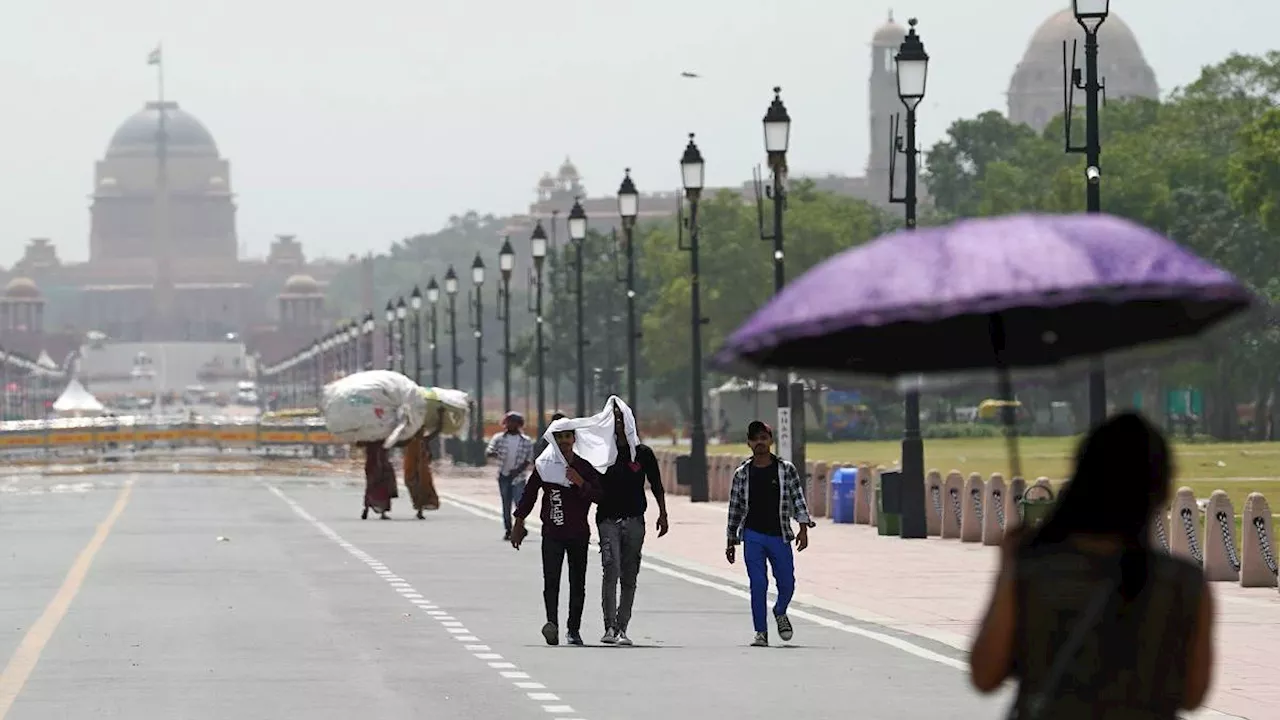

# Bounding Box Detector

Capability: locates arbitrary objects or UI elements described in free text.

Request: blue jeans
[497,473,526,532]
[743,528,796,633]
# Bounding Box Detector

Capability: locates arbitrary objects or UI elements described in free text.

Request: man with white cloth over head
[592,396,667,645]
[512,418,603,646]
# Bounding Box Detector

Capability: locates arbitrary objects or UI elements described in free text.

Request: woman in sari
[361,440,397,519]
[404,408,446,519]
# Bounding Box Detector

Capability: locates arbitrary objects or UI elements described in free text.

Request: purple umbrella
[713,213,1255,376]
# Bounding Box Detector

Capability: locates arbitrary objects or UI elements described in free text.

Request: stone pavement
[436,472,1278,720]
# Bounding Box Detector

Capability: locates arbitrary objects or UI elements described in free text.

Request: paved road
[0,473,1009,719]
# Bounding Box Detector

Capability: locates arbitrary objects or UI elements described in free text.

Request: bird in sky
[680,71,701,78]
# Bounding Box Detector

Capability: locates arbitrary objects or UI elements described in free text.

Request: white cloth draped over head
[532,396,640,487]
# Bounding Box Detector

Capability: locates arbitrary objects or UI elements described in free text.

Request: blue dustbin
[831,468,857,524]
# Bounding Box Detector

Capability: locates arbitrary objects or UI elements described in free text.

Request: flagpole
[151,43,172,340]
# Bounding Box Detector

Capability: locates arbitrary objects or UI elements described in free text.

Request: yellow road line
[0,477,135,719]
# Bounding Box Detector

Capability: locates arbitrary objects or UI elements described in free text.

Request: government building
[0,101,349,368]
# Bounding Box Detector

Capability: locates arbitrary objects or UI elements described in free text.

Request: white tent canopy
[52,379,105,416]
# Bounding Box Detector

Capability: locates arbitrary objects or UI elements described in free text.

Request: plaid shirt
[486,432,534,478]
[726,455,811,544]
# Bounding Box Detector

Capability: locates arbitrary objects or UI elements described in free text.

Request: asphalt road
[0,473,1009,719]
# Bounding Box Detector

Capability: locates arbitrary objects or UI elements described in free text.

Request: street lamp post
[529,221,548,434]
[361,313,375,370]
[410,287,423,384]
[889,17,930,523]
[445,266,460,388]
[616,169,640,413]
[347,322,359,374]
[426,278,441,387]
[567,197,588,416]
[385,301,396,370]
[396,297,408,374]
[1065,0,1110,427]
[759,86,796,464]
[497,237,515,413]
[679,133,709,503]
[469,254,486,447]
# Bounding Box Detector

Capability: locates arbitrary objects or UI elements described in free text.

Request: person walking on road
[726,420,812,647]
[969,412,1216,717]
[531,412,568,459]
[487,412,535,541]
[404,407,446,519]
[511,422,602,646]
[596,397,668,646]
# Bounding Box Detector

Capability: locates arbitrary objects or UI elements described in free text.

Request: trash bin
[876,470,902,536]
[675,454,692,487]
[830,467,857,524]
[1019,484,1056,529]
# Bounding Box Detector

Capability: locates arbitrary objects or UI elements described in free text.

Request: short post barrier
[941,470,963,539]
[1203,490,1241,582]
[1169,487,1202,565]
[1005,476,1026,527]
[982,473,1006,546]
[869,466,882,528]
[924,469,943,537]
[810,462,829,518]
[854,464,872,524]
[1150,506,1170,553]
[1240,492,1278,588]
[960,472,984,543]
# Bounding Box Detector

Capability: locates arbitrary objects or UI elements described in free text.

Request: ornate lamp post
[395,297,408,374]
[410,287,423,384]
[469,254,486,446]
[444,266,460,387]
[426,278,441,387]
[529,221,548,434]
[361,313,375,370]
[760,86,796,464]
[616,168,640,413]
[497,237,515,412]
[1065,0,1110,426]
[567,197,588,416]
[384,301,396,370]
[889,17,930,520]
[679,133,708,503]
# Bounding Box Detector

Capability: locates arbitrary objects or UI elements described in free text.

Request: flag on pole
[147,46,162,65]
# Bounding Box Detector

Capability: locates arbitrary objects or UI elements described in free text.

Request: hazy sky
[2,0,1276,266]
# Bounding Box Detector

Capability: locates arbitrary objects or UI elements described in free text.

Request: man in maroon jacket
[511,427,601,646]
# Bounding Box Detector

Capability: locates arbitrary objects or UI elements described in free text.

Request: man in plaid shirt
[726,420,813,647]
[487,412,535,541]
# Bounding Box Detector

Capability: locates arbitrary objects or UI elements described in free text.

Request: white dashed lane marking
[265,483,587,720]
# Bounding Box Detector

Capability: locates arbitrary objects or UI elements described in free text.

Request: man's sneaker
[751,632,769,647]
[616,631,633,646]
[775,613,794,642]
[600,628,619,644]
[566,630,584,646]
[541,622,559,646]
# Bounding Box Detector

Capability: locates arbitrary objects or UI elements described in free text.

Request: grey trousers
[598,515,646,632]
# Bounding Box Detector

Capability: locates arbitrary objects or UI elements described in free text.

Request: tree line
[326,51,1280,440]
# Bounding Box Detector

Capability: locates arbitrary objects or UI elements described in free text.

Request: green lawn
[680,436,1280,512]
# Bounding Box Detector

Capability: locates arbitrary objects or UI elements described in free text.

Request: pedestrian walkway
[435,473,1278,720]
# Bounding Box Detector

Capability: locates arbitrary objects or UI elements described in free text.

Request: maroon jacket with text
[513,455,601,540]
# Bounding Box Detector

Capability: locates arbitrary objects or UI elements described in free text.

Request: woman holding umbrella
[969,412,1215,717]
[712,213,1244,716]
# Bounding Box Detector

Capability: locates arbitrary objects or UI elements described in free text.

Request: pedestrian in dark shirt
[595,397,668,646]
[512,425,601,647]
[726,420,813,647]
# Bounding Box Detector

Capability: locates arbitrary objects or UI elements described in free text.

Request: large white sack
[418,386,471,436]
[322,370,428,447]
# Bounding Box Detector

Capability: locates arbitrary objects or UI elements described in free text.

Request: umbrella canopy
[52,379,105,416]
[713,213,1255,376]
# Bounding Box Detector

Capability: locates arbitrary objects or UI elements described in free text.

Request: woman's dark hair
[1025,412,1173,600]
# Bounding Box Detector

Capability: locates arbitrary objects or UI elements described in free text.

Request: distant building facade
[0,100,350,364]
[1008,8,1159,132]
